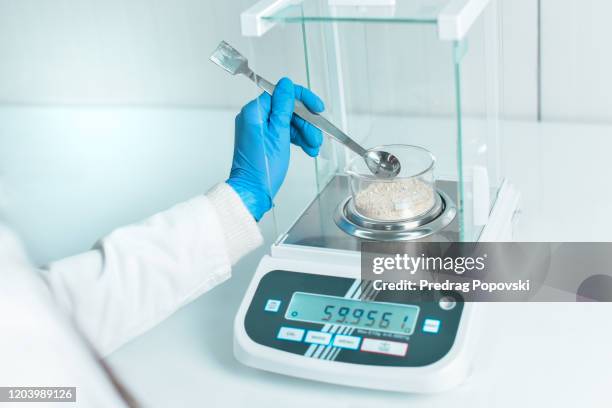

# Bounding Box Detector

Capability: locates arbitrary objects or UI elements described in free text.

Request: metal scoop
[210,41,401,179]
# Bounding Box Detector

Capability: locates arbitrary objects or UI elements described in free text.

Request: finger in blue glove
[227,78,326,221]
[290,85,325,157]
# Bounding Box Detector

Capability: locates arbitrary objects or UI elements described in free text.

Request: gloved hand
[227,77,325,221]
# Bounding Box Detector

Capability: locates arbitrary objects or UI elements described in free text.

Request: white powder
[354,178,436,221]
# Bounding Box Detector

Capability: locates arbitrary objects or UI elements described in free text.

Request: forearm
[41,183,262,356]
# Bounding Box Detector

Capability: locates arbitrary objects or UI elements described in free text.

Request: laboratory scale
[233,0,520,393]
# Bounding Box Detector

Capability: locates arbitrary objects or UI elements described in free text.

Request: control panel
[244,270,464,367]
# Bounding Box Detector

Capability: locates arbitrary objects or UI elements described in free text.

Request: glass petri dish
[346,144,437,222]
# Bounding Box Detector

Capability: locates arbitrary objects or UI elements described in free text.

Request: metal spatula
[210,41,401,179]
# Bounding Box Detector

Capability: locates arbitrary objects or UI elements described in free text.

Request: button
[332,334,361,350]
[439,296,456,311]
[423,319,441,334]
[277,327,305,342]
[361,338,408,357]
[264,299,282,312]
[305,331,332,346]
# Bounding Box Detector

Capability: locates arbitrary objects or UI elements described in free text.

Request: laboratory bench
[1,107,611,407]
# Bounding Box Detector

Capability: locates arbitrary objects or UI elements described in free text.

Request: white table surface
[1,108,611,407]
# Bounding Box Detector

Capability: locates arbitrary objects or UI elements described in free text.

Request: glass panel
[264,0,450,24]
[254,0,503,243]
[454,1,502,241]
[301,21,460,201]
[245,24,321,238]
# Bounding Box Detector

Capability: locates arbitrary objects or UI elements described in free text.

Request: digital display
[285,292,420,335]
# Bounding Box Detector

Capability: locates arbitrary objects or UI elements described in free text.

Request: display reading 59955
[285,292,420,335]
[0,387,76,402]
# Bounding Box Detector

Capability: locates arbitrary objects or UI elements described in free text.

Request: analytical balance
[233,0,520,393]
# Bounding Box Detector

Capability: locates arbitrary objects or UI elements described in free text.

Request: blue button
[277,327,305,342]
[305,330,332,346]
[423,319,441,334]
[264,299,282,312]
[332,334,361,350]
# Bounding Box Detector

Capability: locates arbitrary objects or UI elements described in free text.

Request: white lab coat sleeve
[0,226,131,407]
[41,182,263,356]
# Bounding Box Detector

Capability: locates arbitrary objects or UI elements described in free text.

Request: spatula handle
[249,73,367,157]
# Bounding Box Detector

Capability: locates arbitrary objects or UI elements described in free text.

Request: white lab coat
[0,183,263,407]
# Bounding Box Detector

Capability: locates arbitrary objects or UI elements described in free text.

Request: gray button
[264,299,282,312]
[439,296,456,310]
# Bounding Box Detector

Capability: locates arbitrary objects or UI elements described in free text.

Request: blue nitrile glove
[227,77,325,221]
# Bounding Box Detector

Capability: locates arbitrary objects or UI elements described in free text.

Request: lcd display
[285,292,419,335]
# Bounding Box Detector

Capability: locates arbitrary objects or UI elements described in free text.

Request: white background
[0,0,609,122]
[0,0,609,271]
